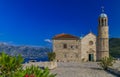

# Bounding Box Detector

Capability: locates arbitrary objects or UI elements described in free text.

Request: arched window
[99,19,101,25]
[105,19,107,26]
[89,41,94,45]
[101,19,104,26]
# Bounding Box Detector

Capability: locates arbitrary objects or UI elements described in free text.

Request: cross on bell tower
[101,6,104,13]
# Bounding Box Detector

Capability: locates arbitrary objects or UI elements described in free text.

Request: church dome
[99,13,107,18]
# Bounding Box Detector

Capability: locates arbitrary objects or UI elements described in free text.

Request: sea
[23,57,48,63]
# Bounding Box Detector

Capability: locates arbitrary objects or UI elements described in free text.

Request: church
[52,10,109,62]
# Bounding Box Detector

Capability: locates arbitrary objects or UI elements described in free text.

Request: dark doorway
[89,54,94,61]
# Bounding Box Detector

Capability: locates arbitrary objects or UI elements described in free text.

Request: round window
[89,41,93,45]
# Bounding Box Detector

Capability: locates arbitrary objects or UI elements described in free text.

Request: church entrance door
[89,54,94,61]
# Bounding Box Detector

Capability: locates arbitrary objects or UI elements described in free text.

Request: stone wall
[53,39,81,62]
[23,61,57,70]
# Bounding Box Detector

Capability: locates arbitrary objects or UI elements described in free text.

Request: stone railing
[107,61,120,76]
[107,67,120,76]
[23,61,57,70]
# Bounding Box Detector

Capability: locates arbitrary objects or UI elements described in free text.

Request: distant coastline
[23,57,48,63]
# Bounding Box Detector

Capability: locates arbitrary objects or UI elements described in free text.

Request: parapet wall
[23,61,57,70]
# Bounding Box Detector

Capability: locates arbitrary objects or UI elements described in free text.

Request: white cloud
[44,39,52,43]
[0,41,14,45]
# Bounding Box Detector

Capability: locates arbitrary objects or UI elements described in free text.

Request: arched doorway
[88,54,94,61]
[88,48,95,61]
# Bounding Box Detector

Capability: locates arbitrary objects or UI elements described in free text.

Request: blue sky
[0,0,119,47]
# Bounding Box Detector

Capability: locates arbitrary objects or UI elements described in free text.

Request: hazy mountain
[0,43,52,58]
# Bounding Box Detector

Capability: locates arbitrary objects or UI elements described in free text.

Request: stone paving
[51,62,119,77]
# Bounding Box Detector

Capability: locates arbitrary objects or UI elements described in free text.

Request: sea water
[23,57,48,63]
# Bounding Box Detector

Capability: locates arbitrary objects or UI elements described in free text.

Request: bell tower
[97,7,109,60]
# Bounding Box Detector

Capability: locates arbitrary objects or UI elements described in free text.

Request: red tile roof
[53,33,79,39]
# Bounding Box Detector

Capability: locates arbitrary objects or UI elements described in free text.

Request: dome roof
[99,13,107,18]
[53,33,79,39]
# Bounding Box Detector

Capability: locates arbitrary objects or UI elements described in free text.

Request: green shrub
[98,56,116,70]
[0,52,23,77]
[0,52,56,77]
[48,52,56,61]
[12,66,56,77]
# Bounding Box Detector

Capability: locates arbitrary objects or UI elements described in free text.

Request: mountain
[0,43,52,59]
[109,38,120,58]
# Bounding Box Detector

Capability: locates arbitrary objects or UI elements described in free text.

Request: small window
[76,45,78,49]
[71,46,73,49]
[64,54,67,58]
[63,44,67,49]
[76,54,78,58]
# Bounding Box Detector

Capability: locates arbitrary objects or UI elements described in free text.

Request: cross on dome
[99,6,107,18]
[101,6,104,13]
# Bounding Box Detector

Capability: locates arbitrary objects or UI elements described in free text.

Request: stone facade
[53,38,81,62]
[53,33,96,62]
[52,12,109,62]
[81,33,96,62]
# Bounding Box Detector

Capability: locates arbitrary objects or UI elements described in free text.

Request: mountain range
[0,43,51,59]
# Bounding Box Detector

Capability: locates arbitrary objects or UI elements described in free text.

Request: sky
[0,0,120,47]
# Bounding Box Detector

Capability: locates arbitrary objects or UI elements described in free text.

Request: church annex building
[52,11,109,62]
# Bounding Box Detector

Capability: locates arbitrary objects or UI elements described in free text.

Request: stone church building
[52,11,109,62]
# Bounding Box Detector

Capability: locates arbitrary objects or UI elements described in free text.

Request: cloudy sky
[0,0,119,46]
